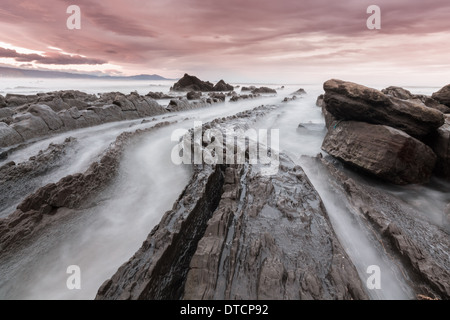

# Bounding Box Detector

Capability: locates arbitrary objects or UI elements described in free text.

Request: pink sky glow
[0,0,449,85]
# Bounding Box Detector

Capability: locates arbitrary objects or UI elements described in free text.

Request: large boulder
[171,73,214,92]
[323,79,445,139]
[212,79,234,91]
[186,91,202,100]
[0,107,15,120]
[28,104,63,131]
[322,121,437,185]
[0,122,23,147]
[432,84,450,107]
[10,113,50,141]
[431,115,450,179]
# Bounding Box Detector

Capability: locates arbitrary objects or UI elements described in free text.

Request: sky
[0,0,449,86]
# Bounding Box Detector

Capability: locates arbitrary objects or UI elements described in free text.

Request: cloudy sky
[0,0,449,85]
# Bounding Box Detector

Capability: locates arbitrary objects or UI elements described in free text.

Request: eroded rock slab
[315,156,450,299]
[322,121,436,185]
[183,159,368,300]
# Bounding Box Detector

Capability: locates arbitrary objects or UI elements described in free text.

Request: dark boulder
[381,86,414,100]
[382,86,450,113]
[432,84,450,107]
[208,92,226,101]
[419,96,450,114]
[212,79,234,92]
[323,79,444,139]
[171,73,214,92]
[186,91,202,100]
[322,120,437,185]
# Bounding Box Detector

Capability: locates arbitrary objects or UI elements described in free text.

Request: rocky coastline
[0,76,449,300]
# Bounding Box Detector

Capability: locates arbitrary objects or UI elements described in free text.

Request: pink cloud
[0,47,106,64]
[0,0,449,84]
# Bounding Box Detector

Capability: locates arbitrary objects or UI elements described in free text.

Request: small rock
[292,88,306,95]
[187,91,202,100]
[212,80,234,92]
[252,87,277,94]
[0,149,7,160]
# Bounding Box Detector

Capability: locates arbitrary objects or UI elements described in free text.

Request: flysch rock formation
[0,90,226,149]
[0,137,77,217]
[96,105,368,300]
[0,121,173,254]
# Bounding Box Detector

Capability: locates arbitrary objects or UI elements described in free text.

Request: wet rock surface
[96,106,368,300]
[171,74,233,92]
[0,88,227,148]
[321,79,450,184]
[183,159,367,300]
[322,121,437,185]
[314,156,450,299]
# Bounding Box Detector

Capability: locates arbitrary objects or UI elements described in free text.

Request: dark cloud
[0,47,106,65]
